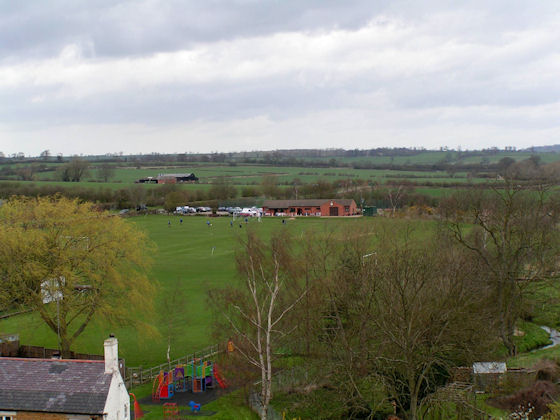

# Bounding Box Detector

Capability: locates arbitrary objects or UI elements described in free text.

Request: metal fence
[124,343,223,389]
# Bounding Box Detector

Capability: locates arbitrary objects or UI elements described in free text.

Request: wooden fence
[124,342,223,389]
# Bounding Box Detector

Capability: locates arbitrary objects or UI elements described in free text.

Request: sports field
[0,214,424,367]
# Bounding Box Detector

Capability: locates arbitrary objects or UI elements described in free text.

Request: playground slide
[213,364,228,389]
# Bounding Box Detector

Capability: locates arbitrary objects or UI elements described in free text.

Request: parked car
[240,207,259,217]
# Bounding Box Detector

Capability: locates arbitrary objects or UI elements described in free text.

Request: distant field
[0,215,435,367]
[5,163,483,188]
[2,151,557,202]
[297,150,560,166]
[0,179,214,192]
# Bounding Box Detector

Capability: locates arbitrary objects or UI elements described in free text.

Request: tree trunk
[409,375,419,420]
[498,281,517,356]
[500,315,516,356]
[61,337,72,359]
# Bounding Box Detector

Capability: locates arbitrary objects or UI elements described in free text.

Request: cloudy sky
[1,0,559,156]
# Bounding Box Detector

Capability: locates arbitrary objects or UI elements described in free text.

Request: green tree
[0,196,155,357]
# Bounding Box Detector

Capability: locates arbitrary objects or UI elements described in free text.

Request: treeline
[0,177,440,212]
[2,147,554,174]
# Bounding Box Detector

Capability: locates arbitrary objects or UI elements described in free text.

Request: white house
[0,336,130,420]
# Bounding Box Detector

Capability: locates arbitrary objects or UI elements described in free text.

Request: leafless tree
[440,179,560,355]
[58,156,89,182]
[213,229,306,420]
[40,149,51,161]
[97,163,115,182]
[317,225,494,419]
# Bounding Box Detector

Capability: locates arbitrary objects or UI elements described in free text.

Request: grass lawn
[0,215,431,367]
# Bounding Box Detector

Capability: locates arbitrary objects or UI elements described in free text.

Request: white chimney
[104,335,119,374]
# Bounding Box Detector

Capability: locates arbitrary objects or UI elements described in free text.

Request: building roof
[157,173,196,178]
[0,358,111,414]
[473,362,507,374]
[262,199,356,208]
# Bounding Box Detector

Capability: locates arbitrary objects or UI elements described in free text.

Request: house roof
[262,199,356,208]
[0,358,111,414]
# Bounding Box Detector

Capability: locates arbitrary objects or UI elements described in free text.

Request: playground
[135,358,229,417]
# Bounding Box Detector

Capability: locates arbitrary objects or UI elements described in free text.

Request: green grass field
[0,215,414,367]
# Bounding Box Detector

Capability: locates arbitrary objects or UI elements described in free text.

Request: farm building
[262,199,358,217]
[136,173,199,184]
[0,336,130,420]
[157,173,198,184]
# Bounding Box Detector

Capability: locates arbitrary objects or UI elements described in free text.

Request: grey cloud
[2,0,558,59]
[1,0,560,155]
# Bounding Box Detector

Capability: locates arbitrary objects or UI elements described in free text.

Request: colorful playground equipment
[189,400,201,413]
[152,359,227,402]
[129,393,144,419]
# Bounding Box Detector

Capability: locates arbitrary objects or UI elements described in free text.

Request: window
[0,413,15,420]
[344,206,350,212]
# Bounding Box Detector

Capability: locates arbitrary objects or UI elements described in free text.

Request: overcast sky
[1,0,559,156]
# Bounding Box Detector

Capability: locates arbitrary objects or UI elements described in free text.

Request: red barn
[262,199,358,217]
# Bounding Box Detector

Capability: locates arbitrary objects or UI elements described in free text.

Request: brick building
[0,337,129,420]
[262,199,358,217]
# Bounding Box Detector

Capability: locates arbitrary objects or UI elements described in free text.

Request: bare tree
[40,149,51,161]
[315,225,494,419]
[97,163,115,182]
[58,156,89,182]
[260,175,281,199]
[213,230,306,420]
[384,182,412,216]
[440,180,560,355]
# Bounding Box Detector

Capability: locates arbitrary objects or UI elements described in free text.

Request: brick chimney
[104,334,118,374]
